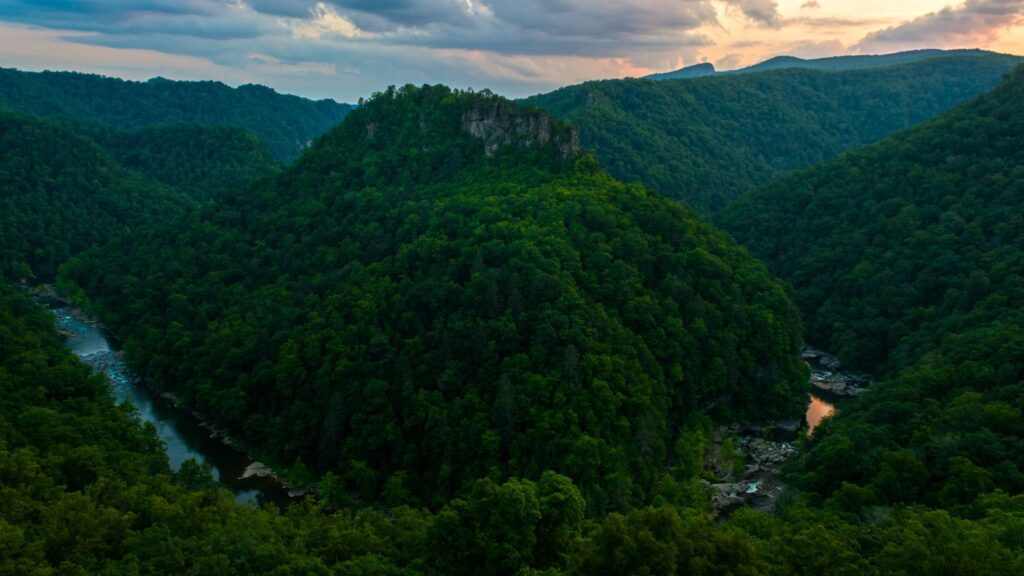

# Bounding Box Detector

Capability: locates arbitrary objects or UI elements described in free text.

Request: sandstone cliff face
[461,104,579,159]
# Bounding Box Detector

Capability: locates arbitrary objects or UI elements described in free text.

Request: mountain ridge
[0,67,351,163]
[645,48,1015,80]
[62,84,808,512]
[527,53,1022,211]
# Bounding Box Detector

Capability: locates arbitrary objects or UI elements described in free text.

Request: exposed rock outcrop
[462,104,579,159]
[705,426,799,517]
[802,345,871,396]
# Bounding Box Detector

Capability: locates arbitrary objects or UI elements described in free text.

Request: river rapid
[38,293,296,508]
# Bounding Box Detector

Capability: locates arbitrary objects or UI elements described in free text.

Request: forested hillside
[719,66,1024,510]
[88,123,281,201]
[61,84,808,512]
[527,54,1021,211]
[4,281,1023,575]
[0,67,350,163]
[0,111,188,280]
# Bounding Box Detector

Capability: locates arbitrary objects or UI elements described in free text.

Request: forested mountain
[648,48,1004,80]
[718,66,1024,510]
[61,84,808,512]
[6,282,1022,576]
[738,49,995,74]
[87,123,281,201]
[0,67,350,163]
[0,111,188,280]
[528,54,1021,211]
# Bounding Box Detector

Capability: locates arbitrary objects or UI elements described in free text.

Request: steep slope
[88,123,281,201]
[4,282,1022,575]
[528,54,1021,212]
[0,111,188,279]
[63,84,807,511]
[719,67,1024,509]
[0,67,350,163]
[718,65,1024,374]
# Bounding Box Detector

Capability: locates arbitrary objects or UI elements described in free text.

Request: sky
[1,0,1023,102]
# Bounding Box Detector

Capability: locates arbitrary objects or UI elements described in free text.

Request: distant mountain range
[645,49,1012,80]
[0,67,350,163]
[529,52,1023,212]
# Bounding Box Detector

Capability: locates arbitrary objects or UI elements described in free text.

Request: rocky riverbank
[802,346,871,396]
[704,424,799,517]
[704,346,871,516]
[28,284,303,506]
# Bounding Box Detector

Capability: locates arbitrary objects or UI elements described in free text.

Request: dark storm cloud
[857,0,1024,49]
[1,0,269,39]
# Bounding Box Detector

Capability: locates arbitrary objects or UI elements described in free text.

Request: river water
[40,288,841,510]
[44,299,294,508]
[806,393,837,435]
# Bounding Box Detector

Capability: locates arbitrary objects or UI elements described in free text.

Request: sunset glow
[1,1,1022,100]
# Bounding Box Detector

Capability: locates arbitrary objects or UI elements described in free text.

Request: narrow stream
[42,298,296,508]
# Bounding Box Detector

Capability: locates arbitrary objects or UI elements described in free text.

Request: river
[806,393,837,435]
[38,286,842,510]
[41,297,295,508]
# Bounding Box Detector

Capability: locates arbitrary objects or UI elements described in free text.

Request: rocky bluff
[462,103,579,159]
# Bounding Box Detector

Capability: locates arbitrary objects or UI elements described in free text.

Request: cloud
[1,0,271,39]
[856,0,1024,51]
[715,53,743,69]
[724,0,782,27]
[783,39,845,58]
[4,0,1021,103]
[484,0,717,37]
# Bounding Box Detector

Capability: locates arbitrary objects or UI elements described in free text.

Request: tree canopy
[526,54,1021,212]
[0,67,350,163]
[0,111,189,280]
[719,65,1024,511]
[61,84,807,511]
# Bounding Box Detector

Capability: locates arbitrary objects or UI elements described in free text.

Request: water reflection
[806,393,836,435]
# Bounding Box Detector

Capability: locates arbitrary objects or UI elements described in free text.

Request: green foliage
[0,283,435,574]
[0,67,350,163]
[719,65,1024,375]
[88,122,281,201]
[526,54,1020,212]
[0,111,189,279]
[1,252,1022,576]
[62,84,807,511]
[721,66,1024,510]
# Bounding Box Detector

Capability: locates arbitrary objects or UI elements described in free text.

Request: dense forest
[719,66,1024,511]
[526,54,1021,212]
[60,85,808,512]
[4,44,1024,574]
[0,111,189,280]
[4,281,1024,575]
[87,123,281,201]
[0,67,350,163]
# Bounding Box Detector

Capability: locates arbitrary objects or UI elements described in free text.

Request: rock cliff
[462,103,579,159]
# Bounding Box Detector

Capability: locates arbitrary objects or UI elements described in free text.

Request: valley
[33,283,843,515]
[2,44,1024,574]
[31,286,296,507]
